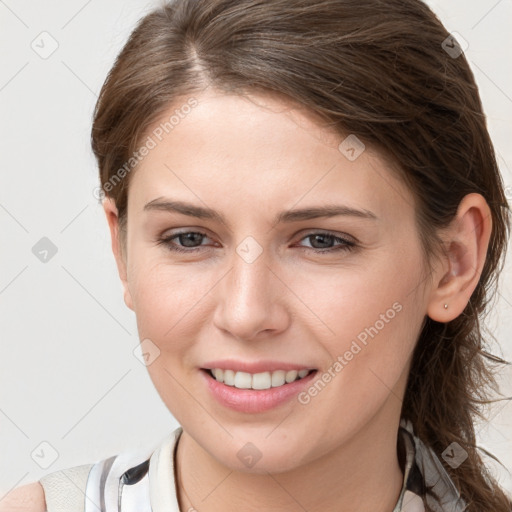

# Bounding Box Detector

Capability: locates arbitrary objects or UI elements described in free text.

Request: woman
[3,0,511,511]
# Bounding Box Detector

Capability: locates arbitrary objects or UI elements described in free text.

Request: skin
[95,88,491,512]
[0,482,46,512]
[0,88,491,512]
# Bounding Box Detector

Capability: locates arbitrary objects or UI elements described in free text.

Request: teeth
[209,368,313,390]
[285,370,298,383]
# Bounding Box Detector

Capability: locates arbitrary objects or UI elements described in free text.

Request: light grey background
[1,0,511,499]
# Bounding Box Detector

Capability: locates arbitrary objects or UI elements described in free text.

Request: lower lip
[200,369,318,413]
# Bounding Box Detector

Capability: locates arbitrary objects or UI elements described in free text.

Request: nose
[212,246,290,341]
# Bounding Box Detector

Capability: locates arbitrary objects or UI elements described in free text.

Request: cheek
[289,251,423,383]
[129,258,215,353]
[131,237,424,364]
[129,261,213,422]
[134,283,189,337]
[320,264,424,405]
[285,252,419,340]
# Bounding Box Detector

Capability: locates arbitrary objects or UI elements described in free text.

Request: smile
[208,368,314,390]
[200,368,319,413]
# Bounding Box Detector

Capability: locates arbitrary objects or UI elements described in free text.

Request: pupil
[181,233,202,247]
[312,234,331,248]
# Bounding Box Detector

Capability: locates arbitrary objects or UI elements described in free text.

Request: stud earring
[444,304,448,309]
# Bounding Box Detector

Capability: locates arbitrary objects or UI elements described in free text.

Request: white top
[39,419,466,512]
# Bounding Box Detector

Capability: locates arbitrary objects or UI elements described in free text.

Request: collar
[123,420,467,512]
[394,418,467,512]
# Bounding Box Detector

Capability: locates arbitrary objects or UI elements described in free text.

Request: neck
[175,400,405,512]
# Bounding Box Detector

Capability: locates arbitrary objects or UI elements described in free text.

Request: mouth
[200,367,319,413]
[201,368,317,390]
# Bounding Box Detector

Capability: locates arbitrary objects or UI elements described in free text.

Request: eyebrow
[143,198,378,225]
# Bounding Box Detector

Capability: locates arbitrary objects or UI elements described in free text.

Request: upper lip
[201,360,316,374]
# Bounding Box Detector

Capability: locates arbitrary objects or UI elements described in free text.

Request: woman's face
[108,88,434,473]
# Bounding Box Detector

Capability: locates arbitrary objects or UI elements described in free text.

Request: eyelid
[158,228,357,245]
[295,228,358,244]
[156,228,358,255]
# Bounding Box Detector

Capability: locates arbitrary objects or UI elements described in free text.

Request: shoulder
[0,428,183,512]
[0,481,46,512]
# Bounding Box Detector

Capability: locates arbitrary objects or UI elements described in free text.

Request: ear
[427,193,492,323]
[102,197,134,311]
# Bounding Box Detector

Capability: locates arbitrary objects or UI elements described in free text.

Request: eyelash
[156,230,356,255]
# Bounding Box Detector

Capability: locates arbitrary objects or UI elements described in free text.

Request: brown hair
[91,0,512,509]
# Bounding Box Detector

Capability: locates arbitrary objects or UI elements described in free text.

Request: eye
[156,230,212,253]
[295,231,356,254]
[157,229,356,255]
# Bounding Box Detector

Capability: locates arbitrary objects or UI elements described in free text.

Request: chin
[208,434,309,475]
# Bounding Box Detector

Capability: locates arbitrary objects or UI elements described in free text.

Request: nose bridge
[213,236,287,339]
[232,242,271,301]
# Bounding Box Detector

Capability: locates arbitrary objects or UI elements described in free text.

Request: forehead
[129,88,415,223]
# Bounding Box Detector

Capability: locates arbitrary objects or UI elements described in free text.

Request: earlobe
[102,197,134,311]
[426,193,492,323]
